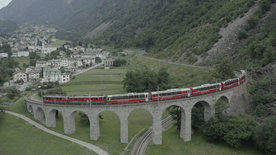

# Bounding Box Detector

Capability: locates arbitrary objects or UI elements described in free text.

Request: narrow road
[6,111,109,155]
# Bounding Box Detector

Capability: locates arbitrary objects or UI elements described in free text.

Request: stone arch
[27,104,33,114]
[128,108,153,142]
[191,100,214,123]
[216,95,230,114]
[35,107,45,124]
[160,104,191,142]
[73,110,91,131]
[217,95,229,104]
[46,108,62,128]
[98,110,121,142]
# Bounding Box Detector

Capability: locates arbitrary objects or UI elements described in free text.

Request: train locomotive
[43,70,246,105]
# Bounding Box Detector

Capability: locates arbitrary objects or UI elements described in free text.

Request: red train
[43,70,246,105]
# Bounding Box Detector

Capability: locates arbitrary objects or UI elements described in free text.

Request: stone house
[41,68,70,84]
[28,71,40,81]
[105,59,114,67]
[13,70,28,83]
[0,53,8,59]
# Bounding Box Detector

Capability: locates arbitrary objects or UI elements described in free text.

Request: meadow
[3,53,261,155]
[0,113,96,155]
[146,126,262,155]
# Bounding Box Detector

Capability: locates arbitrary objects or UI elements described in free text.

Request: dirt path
[6,111,109,155]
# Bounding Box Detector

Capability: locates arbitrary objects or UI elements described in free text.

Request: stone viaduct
[25,84,247,145]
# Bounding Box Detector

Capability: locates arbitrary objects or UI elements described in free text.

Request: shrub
[204,115,257,148]
[238,30,248,40]
[254,116,276,154]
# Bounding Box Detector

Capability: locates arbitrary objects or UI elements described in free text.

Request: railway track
[25,93,43,104]
[131,116,175,155]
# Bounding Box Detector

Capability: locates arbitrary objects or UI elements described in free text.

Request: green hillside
[92,0,256,63]
[0,0,259,62]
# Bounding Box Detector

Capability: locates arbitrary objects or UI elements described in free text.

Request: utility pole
[89,92,91,109]
[157,86,159,104]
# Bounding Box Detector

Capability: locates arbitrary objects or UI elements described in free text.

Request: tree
[123,68,170,92]
[95,57,102,63]
[0,98,4,121]
[213,59,235,81]
[238,30,248,40]
[254,116,276,155]
[204,115,257,148]
[113,59,127,67]
[6,87,20,100]
[0,98,4,112]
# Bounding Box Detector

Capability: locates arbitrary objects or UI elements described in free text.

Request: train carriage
[151,88,191,101]
[239,70,247,84]
[43,71,247,105]
[191,83,221,96]
[43,96,68,104]
[67,96,106,105]
[107,93,149,104]
[221,78,239,90]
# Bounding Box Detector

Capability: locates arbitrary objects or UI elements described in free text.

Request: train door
[145,94,149,102]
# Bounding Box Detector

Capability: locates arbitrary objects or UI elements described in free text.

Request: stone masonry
[24,87,240,145]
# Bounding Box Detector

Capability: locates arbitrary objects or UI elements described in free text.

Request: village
[0,25,114,91]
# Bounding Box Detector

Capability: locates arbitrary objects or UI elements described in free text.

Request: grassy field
[62,54,214,96]
[44,109,153,154]
[50,39,67,47]
[146,125,262,155]
[13,56,30,70]
[10,97,153,154]
[128,55,214,88]
[6,52,261,155]
[62,68,127,95]
[0,114,96,155]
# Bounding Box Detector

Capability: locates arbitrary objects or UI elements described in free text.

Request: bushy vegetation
[0,58,19,85]
[234,1,276,68]
[0,43,12,56]
[242,0,275,33]
[113,59,127,67]
[204,114,257,148]
[212,59,235,81]
[6,87,21,100]
[123,68,169,92]
[0,98,4,121]
[254,116,276,154]
[93,0,256,62]
[249,77,275,116]
[38,87,66,98]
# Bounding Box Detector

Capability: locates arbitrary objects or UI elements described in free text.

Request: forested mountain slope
[0,20,17,34]
[220,1,276,118]
[0,0,258,63]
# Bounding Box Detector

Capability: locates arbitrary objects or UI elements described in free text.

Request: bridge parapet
[25,82,244,144]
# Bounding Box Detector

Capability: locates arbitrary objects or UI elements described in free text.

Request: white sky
[0,0,12,10]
